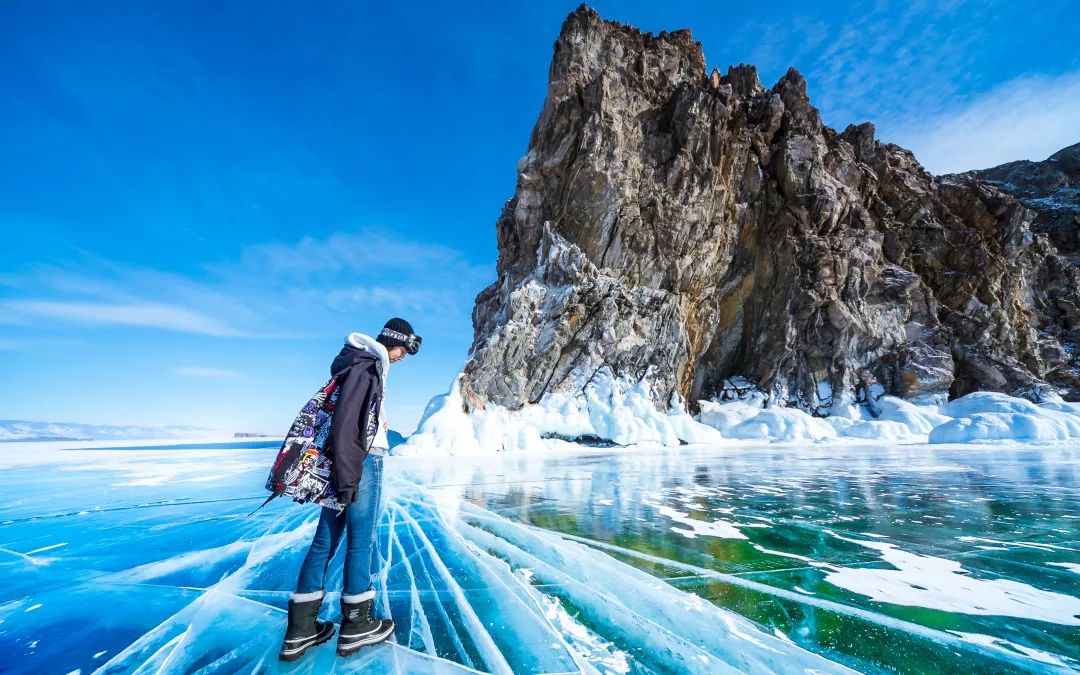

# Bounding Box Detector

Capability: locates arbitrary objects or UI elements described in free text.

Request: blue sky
[1,0,1077,434]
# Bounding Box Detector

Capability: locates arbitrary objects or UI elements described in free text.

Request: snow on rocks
[395,369,723,455]
[397,372,1080,453]
[666,394,727,444]
[836,397,951,441]
[726,407,837,442]
[696,401,763,436]
[392,375,490,456]
[697,394,942,443]
[696,388,1080,446]
[928,392,1080,443]
[928,413,1072,444]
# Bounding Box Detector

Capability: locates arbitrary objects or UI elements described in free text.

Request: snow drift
[395,373,1080,455]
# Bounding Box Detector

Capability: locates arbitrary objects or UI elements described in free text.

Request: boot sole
[279,624,336,662]
[336,622,395,657]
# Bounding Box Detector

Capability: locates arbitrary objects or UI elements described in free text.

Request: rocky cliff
[951,143,1080,262]
[461,5,1080,421]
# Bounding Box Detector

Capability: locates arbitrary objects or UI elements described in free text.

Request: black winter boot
[337,590,394,656]
[279,590,335,662]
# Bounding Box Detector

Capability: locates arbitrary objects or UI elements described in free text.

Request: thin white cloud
[2,227,492,340]
[0,337,83,350]
[722,1,1077,175]
[806,0,983,126]
[172,366,245,378]
[2,301,245,337]
[726,0,986,129]
[232,231,480,278]
[213,228,493,319]
[880,70,1080,174]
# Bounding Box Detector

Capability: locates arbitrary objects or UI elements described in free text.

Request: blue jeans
[296,453,383,596]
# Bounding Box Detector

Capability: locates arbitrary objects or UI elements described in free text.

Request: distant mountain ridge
[0,419,213,442]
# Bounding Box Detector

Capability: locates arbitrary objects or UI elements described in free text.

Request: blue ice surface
[1,440,1078,673]
[84,440,280,451]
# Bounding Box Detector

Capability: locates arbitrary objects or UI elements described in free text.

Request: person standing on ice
[279,318,421,661]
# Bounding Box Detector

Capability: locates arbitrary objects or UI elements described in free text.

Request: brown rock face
[462,5,1080,419]
[951,142,1080,261]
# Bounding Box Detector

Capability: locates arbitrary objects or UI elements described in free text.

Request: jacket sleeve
[327,363,378,501]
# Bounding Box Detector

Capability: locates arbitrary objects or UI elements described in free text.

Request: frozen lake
[1,440,1078,673]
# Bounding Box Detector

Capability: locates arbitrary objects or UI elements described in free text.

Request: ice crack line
[495,517,1070,669]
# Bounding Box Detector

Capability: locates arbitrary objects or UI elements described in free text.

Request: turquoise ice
[0,440,1077,673]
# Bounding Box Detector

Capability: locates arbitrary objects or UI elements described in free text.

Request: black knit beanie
[377,317,415,350]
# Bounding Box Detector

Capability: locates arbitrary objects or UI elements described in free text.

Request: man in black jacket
[279,318,421,662]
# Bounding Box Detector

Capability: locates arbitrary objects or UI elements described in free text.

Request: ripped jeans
[295,453,383,596]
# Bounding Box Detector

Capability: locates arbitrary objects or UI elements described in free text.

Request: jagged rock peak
[551,4,707,98]
[721,63,764,96]
[462,7,1080,424]
[560,4,702,59]
[772,66,808,96]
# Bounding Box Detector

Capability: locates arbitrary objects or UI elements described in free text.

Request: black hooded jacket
[327,344,384,503]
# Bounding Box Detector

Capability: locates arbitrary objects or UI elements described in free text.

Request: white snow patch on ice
[650,503,748,540]
[957,536,1076,553]
[949,631,1076,669]
[824,531,1080,624]
[1049,562,1080,575]
[750,544,832,567]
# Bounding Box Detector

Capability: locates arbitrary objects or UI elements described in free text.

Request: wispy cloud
[804,0,983,127]
[172,366,245,378]
[207,229,494,329]
[229,231,482,280]
[723,1,1078,175]
[0,336,83,350]
[726,0,992,128]
[2,227,492,340]
[2,300,246,336]
[878,70,1080,174]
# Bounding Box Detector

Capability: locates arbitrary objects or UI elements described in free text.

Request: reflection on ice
[1,440,1078,673]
